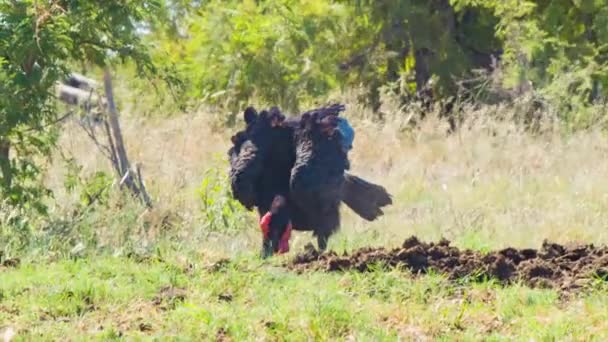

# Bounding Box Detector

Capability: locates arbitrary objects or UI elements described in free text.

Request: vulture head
[260,194,292,258]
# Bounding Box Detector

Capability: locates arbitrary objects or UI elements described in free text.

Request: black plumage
[228,105,392,255]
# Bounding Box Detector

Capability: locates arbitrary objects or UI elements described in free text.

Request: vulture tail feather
[342,173,392,221]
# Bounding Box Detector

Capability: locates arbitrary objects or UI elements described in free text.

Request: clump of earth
[289,236,608,291]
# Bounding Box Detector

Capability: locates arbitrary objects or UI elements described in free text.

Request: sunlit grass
[3,97,608,339]
[1,255,608,340]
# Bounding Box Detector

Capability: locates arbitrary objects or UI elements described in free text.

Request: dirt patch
[138,322,153,332]
[206,258,231,273]
[288,237,608,291]
[152,286,187,310]
[217,293,233,302]
[216,328,232,342]
[1,258,20,268]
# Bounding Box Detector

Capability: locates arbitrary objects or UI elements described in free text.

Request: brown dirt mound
[288,236,608,291]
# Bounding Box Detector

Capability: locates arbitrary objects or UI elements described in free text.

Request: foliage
[197,166,252,233]
[453,0,608,125]
[3,0,608,231]
[153,0,352,120]
[153,0,503,116]
[347,0,502,108]
[0,0,165,209]
[64,158,113,208]
[151,0,607,125]
[0,204,32,256]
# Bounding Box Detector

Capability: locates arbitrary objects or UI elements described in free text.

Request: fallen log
[65,73,99,91]
[56,84,100,108]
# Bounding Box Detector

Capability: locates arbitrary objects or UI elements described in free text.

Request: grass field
[2,254,608,340]
[2,100,608,340]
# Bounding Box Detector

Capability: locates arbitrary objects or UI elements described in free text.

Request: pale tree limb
[135,163,153,208]
[103,68,153,208]
[103,118,121,178]
[103,68,132,181]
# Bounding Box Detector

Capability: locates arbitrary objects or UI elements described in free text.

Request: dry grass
[44,96,608,256]
[343,106,608,250]
[4,97,608,340]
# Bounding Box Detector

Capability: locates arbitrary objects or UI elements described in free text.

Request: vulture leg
[341,173,393,221]
[261,239,273,259]
[317,234,329,252]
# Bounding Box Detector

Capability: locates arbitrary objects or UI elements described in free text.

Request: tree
[153,0,502,115]
[453,0,608,125]
[0,0,166,210]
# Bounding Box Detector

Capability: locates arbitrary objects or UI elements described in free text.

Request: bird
[228,104,392,257]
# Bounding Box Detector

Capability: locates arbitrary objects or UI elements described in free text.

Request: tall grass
[3,91,608,340]
[2,90,606,261]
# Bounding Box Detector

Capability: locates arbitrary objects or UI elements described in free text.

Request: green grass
[1,252,608,340]
[4,104,608,340]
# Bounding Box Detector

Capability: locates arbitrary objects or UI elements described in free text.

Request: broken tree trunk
[55,69,153,208]
[57,84,100,108]
[103,68,153,208]
[103,69,132,183]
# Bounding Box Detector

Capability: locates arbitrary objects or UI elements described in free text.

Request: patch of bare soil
[216,327,232,342]
[1,258,20,268]
[152,286,187,310]
[288,236,608,291]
